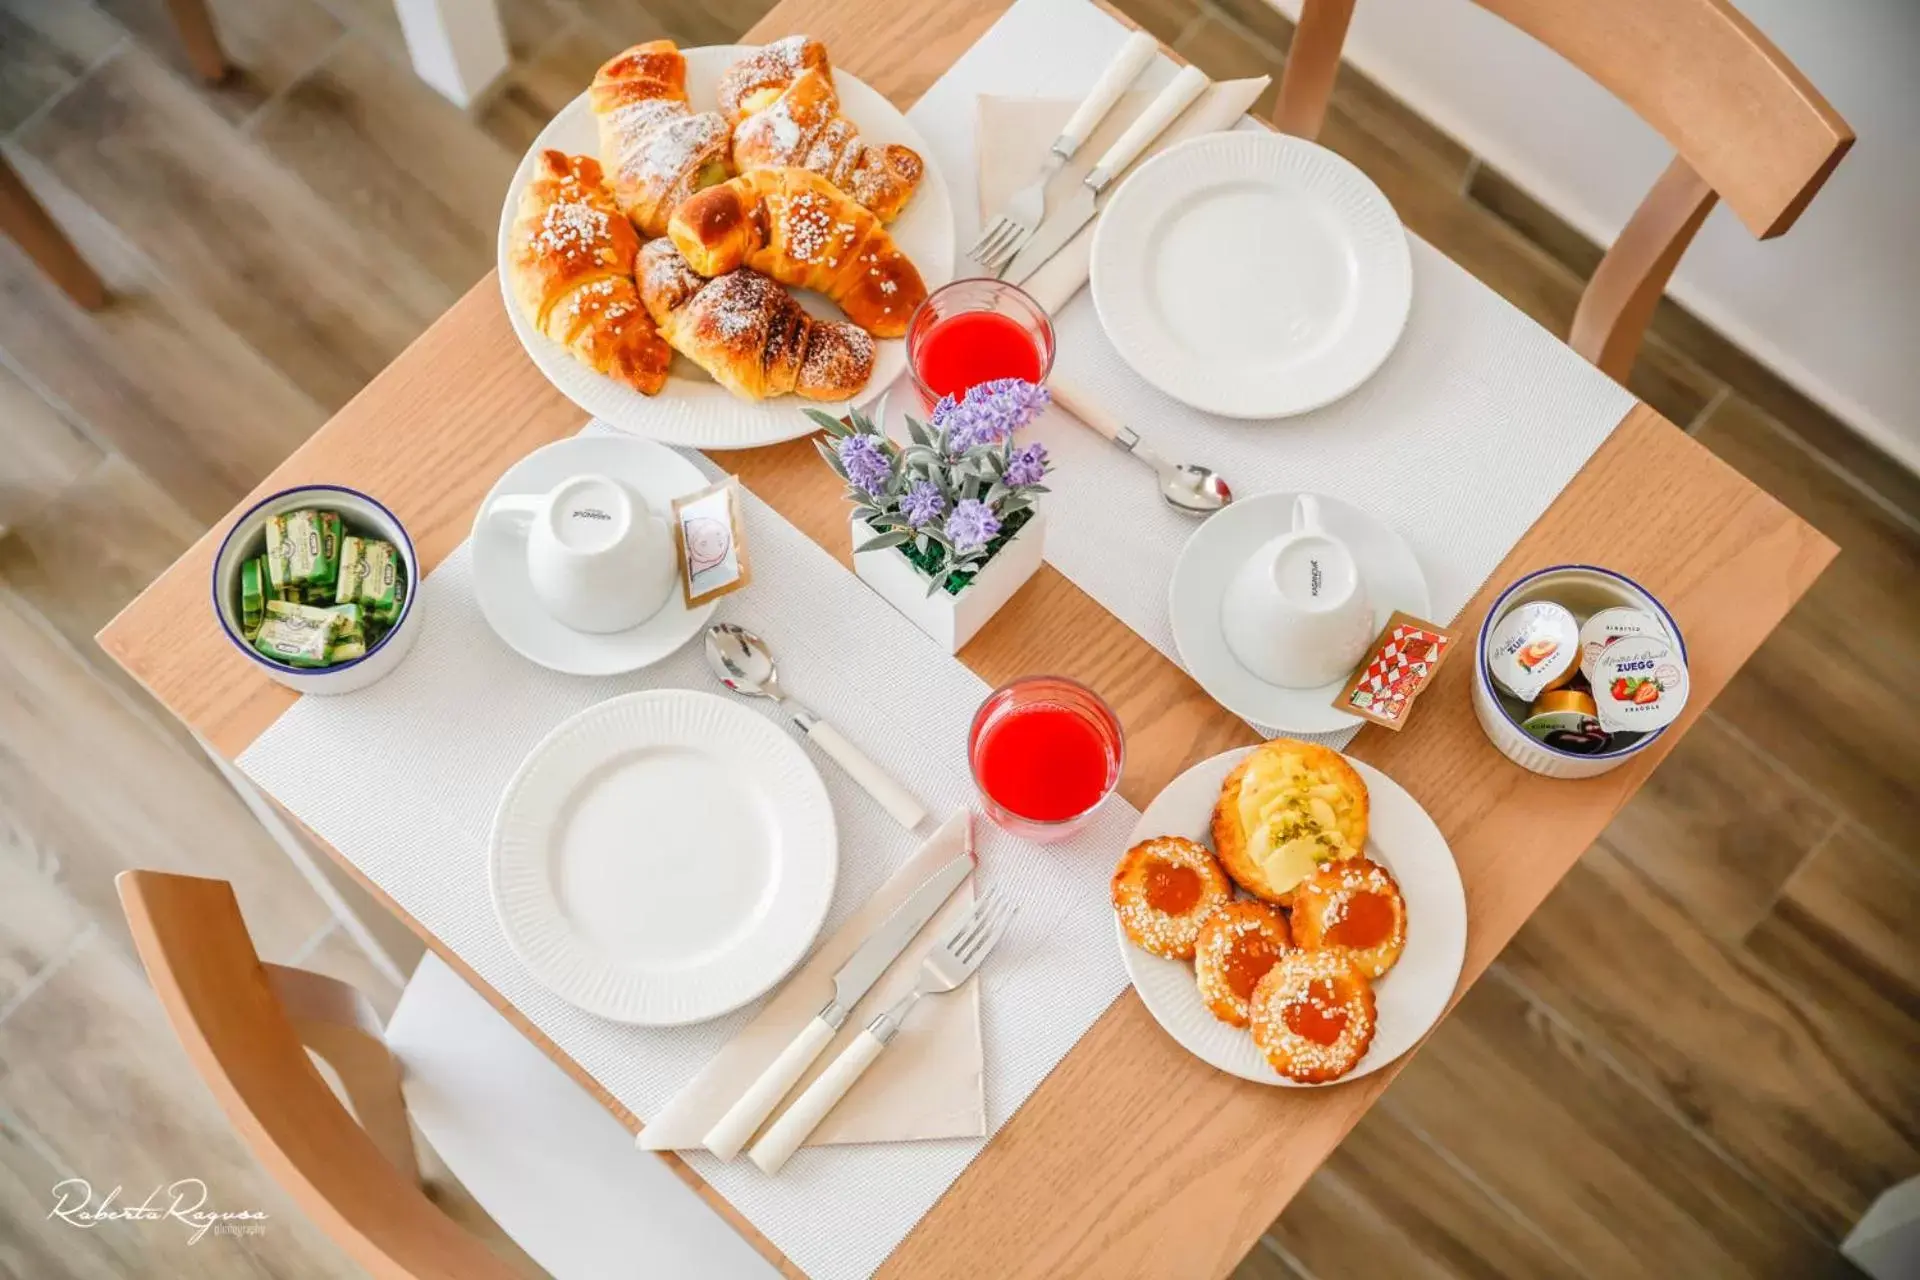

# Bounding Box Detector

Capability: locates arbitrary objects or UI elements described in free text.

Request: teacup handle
[484,493,544,531]
[1293,494,1323,534]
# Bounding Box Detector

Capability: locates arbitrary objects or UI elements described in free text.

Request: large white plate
[1170,491,1429,735]
[496,44,956,448]
[1090,132,1412,420]
[490,689,837,1025]
[1117,746,1466,1086]
[472,433,715,676]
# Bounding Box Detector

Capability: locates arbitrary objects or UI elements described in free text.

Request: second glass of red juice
[907,278,1057,412]
[969,676,1124,842]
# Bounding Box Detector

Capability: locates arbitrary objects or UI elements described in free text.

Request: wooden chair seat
[118,870,776,1280]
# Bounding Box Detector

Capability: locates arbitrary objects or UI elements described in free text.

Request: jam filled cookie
[1289,856,1408,980]
[1249,949,1377,1084]
[1111,835,1233,960]
[1194,900,1292,1027]
[1210,740,1368,907]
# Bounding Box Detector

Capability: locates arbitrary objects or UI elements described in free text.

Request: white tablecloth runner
[899,0,1638,748]
[238,429,1140,1279]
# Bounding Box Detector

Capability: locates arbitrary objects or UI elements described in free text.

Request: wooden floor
[0,0,1913,1275]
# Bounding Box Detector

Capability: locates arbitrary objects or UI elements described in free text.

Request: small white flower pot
[851,510,1047,654]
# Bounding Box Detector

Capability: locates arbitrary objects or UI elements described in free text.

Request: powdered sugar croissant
[729,67,923,221]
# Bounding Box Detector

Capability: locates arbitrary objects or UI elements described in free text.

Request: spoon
[1048,378,1233,516]
[704,623,929,830]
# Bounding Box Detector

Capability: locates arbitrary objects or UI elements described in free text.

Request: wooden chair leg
[0,156,106,310]
[1272,0,1355,141]
[164,0,230,84]
[266,963,422,1184]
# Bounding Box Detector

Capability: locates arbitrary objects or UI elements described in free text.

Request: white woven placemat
[237,427,1139,1280]
[899,0,1638,748]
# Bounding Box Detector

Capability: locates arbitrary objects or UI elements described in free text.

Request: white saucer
[1117,745,1467,1085]
[1169,492,1429,734]
[473,434,716,675]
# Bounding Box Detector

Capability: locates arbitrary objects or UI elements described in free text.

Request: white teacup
[1220,494,1374,689]
[484,473,676,634]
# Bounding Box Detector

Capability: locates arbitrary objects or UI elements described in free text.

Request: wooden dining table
[97,0,1836,1275]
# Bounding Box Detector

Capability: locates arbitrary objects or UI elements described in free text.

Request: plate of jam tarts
[496,35,955,449]
[1110,739,1466,1086]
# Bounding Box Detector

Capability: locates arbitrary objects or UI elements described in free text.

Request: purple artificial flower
[836,433,892,495]
[944,498,1001,553]
[932,379,1052,453]
[899,478,948,527]
[1003,441,1049,489]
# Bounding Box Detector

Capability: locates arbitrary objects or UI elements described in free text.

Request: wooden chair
[2,0,228,310]
[117,870,778,1280]
[1269,0,1853,382]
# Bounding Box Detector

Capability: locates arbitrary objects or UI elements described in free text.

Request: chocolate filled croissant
[667,168,927,338]
[508,150,671,395]
[591,40,733,237]
[729,67,923,221]
[637,238,874,402]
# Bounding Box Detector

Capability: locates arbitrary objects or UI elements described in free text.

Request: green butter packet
[311,511,342,590]
[282,510,327,586]
[253,599,339,668]
[262,515,292,591]
[337,536,401,618]
[326,602,366,646]
[240,556,266,619]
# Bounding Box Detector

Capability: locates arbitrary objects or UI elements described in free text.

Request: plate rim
[1090,131,1413,420]
[489,686,838,1026]
[1168,490,1431,734]
[495,43,957,448]
[1116,743,1467,1086]
[470,433,718,676]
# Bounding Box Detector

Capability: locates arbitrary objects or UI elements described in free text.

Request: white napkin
[975,78,1271,312]
[639,814,983,1151]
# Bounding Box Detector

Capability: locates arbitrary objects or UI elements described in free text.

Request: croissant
[590,40,733,237]
[638,238,874,402]
[730,67,924,222]
[668,168,927,339]
[716,35,831,124]
[509,150,671,395]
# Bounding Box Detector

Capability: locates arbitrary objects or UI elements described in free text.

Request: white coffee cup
[484,473,676,634]
[1220,494,1374,689]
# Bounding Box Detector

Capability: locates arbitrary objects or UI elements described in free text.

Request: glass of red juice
[968,676,1124,842]
[906,278,1056,413]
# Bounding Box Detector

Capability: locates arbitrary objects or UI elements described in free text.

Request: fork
[748,888,1018,1174]
[965,31,1159,275]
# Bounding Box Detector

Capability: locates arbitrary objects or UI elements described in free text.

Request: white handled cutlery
[968,30,1160,274]
[702,817,975,1160]
[749,887,1017,1175]
[1002,63,1211,286]
[705,622,928,830]
[1048,377,1233,515]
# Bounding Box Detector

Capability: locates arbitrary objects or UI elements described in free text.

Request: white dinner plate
[472,433,716,676]
[1117,746,1466,1086]
[1090,132,1412,419]
[496,44,956,448]
[491,689,837,1025]
[1170,491,1429,734]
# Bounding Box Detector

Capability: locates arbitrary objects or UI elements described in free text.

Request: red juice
[913,311,1045,402]
[974,704,1112,823]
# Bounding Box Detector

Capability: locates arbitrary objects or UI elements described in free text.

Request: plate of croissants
[1111,739,1466,1086]
[498,36,955,447]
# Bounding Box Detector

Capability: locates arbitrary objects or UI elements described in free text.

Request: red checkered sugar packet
[1333,611,1459,731]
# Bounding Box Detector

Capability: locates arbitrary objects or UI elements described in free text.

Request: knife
[702,814,975,1160]
[1003,64,1211,287]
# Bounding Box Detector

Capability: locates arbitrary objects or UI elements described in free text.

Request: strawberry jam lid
[1578,607,1662,684]
[1592,634,1689,733]
[1485,600,1580,701]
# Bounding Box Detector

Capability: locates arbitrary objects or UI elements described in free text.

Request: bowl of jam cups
[1471,565,1687,779]
[211,484,421,695]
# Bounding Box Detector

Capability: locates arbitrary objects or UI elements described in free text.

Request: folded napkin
[976,77,1270,313]
[640,814,983,1151]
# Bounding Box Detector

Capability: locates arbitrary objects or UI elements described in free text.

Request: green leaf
[856,530,912,553]
[905,416,933,448]
[805,408,853,437]
[815,437,849,477]
[983,481,1009,506]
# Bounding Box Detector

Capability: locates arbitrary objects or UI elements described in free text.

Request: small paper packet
[1333,611,1458,730]
[673,476,752,607]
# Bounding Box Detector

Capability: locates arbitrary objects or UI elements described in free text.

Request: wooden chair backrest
[117,869,521,1280]
[1273,0,1853,378]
